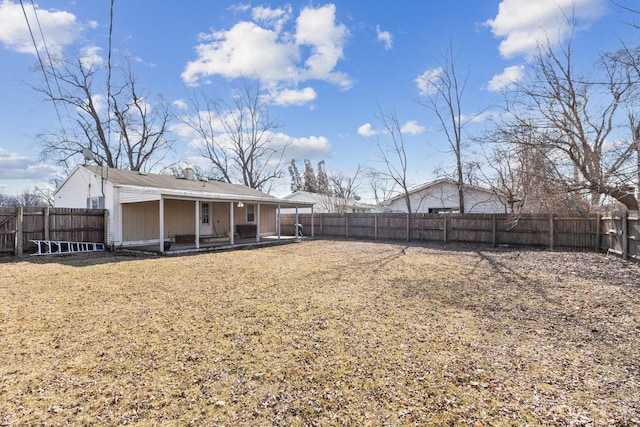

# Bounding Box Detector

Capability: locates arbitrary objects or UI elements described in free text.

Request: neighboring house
[54,165,312,252]
[281,191,383,214]
[383,179,505,214]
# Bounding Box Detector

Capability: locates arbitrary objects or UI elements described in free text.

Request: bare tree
[370,107,414,212]
[366,169,396,206]
[416,42,472,213]
[512,32,639,210]
[36,56,172,172]
[327,166,362,213]
[179,82,288,191]
[477,121,589,214]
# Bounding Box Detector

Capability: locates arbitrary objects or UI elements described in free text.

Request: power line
[29,0,71,141]
[19,0,69,142]
[106,0,115,144]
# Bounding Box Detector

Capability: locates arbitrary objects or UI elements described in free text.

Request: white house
[54,165,313,252]
[281,191,383,214]
[383,179,505,214]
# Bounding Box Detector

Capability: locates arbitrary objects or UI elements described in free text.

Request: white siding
[388,182,504,214]
[54,166,118,245]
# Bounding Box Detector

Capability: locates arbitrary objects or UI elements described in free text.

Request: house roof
[57,165,313,206]
[383,178,496,205]
[283,191,382,212]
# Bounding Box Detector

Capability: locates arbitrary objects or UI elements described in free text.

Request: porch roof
[84,166,313,207]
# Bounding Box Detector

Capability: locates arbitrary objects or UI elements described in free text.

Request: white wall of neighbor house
[389,182,504,214]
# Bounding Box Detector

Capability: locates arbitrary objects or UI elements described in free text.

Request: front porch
[117,197,313,254]
[120,234,308,255]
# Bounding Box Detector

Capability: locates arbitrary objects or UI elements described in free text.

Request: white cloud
[172,99,188,110]
[252,4,292,32]
[487,65,525,91]
[182,4,351,98]
[268,87,317,106]
[0,0,82,57]
[376,25,392,50]
[295,4,351,88]
[0,148,57,180]
[415,67,443,96]
[485,0,606,59]
[357,123,379,137]
[79,45,104,68]
[281,133,332,159]
[400,120,425,135]
[182,21,298,85]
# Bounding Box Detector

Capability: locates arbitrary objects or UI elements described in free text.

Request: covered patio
[118,196,314,254]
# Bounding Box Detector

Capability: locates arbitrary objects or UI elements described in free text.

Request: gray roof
[82,166,309,205]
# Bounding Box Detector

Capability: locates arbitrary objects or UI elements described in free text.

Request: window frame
[246,204,255,223]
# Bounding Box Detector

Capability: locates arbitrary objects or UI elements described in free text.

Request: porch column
[277,204,281,240]
[229,202,235,246]
[295,206,299,238]
[159,197,165,253]
[256,203,261,242]
[195,200,200,249]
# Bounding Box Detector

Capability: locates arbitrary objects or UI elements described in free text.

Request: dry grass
[1,240,639,426]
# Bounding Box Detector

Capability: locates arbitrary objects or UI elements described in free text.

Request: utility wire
[19,0,68,142]
[106,0,115,144]
[29,0,71,141]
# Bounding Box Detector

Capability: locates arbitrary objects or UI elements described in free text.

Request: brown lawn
[1,240,639,426]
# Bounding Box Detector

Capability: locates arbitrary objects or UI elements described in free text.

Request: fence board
[281,212,636,260]
[0,207,106,256]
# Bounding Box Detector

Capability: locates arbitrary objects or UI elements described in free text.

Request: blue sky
[0,0,637,200]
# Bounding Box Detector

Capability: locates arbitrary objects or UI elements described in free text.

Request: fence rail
[0,207,107,256]
[281,211,640,261]
[2,208,638,261]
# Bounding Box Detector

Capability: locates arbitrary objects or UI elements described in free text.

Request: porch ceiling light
[237,201,244,208]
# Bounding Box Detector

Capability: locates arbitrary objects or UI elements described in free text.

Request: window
[201,203,209,224]
[428,207,454,214]
[86,196,104,209]
[247,204,255,222]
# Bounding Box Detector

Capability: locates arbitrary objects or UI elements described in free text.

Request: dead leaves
[1,241,640,425]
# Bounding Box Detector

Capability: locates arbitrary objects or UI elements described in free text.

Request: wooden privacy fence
[0,207,107,256]
[281,212,640,261]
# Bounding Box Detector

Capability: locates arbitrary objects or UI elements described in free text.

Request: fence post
[15,205,23,257]
[320,213,323,237]
[595,213,601,252]
[344,214,348,238]
[549,214,555,250]
[443,215,448,244]
[44,206,50,241]
[622,210,629,260]
[406,213,410,242]
[103,209,109,246]
[374,213,378,241]
[492,214,497,248]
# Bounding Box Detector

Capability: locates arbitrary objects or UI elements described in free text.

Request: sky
[0,0,638,201]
